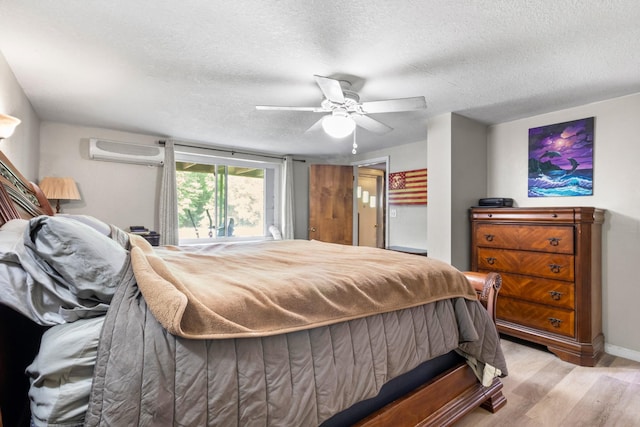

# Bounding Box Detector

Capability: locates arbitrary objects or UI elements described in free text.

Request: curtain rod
[158,140,306,162]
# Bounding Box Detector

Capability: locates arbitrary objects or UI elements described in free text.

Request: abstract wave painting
[528,117,594,197]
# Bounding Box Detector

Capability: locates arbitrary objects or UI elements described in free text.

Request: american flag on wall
[388,169,427,205]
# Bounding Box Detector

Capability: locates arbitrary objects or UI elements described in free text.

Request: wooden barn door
[308,164,353,245]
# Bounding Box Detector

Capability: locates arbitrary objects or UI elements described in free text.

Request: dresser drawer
[497,297,575,338]
[474,224,520,249]
[471,208,577,223]
[477,248,574,281]
[474,224,574,254]
[479,270,574,309]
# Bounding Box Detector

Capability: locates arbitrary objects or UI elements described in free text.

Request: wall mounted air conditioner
[89,138,165,166]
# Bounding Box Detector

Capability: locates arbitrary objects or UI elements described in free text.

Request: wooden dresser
[470,207,605,366]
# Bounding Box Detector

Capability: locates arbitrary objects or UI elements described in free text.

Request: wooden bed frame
[0,150,505,426]
[355,270,506,426]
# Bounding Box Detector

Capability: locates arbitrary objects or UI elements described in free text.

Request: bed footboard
[355,271,506,427]
[462,271,502,322]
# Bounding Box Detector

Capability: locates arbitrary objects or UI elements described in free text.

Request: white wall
[426,113,488,268]
[426,114,453,262]
[450,114,488,269]
[39,122,163,231]
[334,139,429,250]
[0,51,40,179]
[38,122,314,238]
[383,140,429,250]
[488,92,640,360]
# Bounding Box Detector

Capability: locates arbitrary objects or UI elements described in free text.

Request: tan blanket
[129,236,477,339]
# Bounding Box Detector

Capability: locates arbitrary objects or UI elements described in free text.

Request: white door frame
[350,156,390,248]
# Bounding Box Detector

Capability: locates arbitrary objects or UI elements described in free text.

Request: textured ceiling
[1,1,639,157]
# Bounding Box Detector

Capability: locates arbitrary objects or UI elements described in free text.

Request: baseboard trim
[605,343,640,363]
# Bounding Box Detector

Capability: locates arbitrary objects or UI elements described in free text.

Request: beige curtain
[159,140,179,245]
[282,155,295,239]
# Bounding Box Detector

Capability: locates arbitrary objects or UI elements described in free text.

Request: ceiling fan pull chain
[352,127,358,154]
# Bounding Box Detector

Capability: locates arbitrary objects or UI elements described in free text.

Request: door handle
[310,227,316,232]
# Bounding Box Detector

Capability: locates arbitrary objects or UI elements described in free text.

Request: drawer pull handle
[484,234,495,242]
[552,213,558,218]
[548,291,563,300]
[486,257,496,265]
[549,264,562,274]
[548,237,561,246]
[548,317,562,328]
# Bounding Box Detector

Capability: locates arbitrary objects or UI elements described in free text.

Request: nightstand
[142,233,160,246]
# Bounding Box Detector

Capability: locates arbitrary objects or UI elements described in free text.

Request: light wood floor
[455,337,640,427]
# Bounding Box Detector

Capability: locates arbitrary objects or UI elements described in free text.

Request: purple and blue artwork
[528,117,594,197]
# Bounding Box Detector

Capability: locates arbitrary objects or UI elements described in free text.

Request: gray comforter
[3,215,505,426]
[84,250,507,426]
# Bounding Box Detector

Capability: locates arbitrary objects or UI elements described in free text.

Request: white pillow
[268,225,283,240]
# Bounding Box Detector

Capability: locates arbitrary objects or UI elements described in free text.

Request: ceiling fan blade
[360,96,426,114]
[314,75,345,104]
[256,105,325,112]
[351,114,393,135]
[304,116,326,133]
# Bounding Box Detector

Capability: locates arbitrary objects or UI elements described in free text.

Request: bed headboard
[0,150,54,427]
[0,151,54,225]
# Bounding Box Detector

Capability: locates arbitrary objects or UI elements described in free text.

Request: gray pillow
[27,316,104,427]
[24,215,128,303]
[0,218,27,263]
[57,214,111,236]
[0,219,82,324]
[0,217,126,324]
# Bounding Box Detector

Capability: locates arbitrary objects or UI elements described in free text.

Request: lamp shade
[39,177,81,213]
[322,111,355,138]
[0,114,21,139]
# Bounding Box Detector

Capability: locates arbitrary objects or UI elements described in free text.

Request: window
[175,149,280,244]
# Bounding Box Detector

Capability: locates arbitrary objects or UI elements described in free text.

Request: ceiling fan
[255,75,427,139]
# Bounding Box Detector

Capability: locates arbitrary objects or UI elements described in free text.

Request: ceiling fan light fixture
[322,111,355,138]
